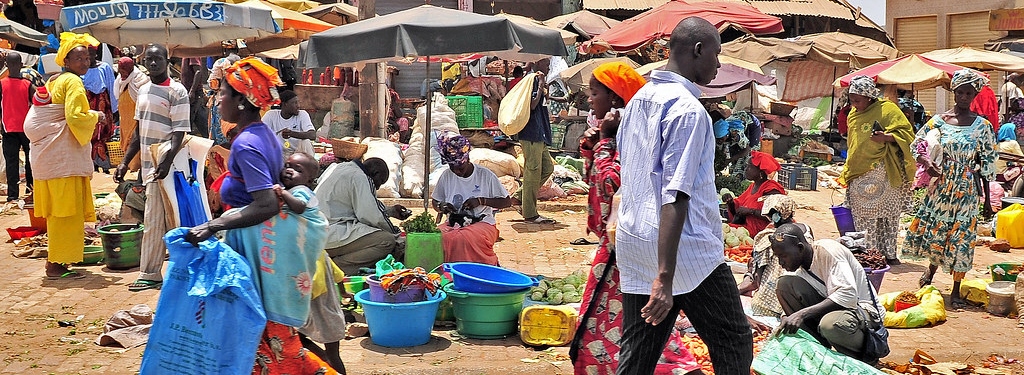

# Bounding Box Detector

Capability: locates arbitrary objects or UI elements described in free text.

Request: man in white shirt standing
[1001,73,1022,123]
[262,89,316,157]
[614,17,752,375]
[770,223,887,364]
[114,44,190,292]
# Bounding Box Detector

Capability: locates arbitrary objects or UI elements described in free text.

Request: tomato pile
[725,245,753,264]
[679,326,773,375]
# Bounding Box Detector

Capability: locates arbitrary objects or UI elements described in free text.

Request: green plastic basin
[98,224,144,270]
[443,283,527,339]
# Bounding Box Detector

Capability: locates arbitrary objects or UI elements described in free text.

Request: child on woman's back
[276,152,347,374]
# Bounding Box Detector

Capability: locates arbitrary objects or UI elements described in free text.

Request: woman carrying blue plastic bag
[186,57,335,375]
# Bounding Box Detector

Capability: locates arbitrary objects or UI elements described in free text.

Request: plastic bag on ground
[752,329,885,375]
[879,285,946,328]
[362,137,404,198]
[140,228,266,375]
[538,178,567,200]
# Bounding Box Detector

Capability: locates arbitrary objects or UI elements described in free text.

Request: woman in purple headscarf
[431,131,514,265]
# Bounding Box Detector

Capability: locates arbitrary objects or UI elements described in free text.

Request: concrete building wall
[886,0,1024,111]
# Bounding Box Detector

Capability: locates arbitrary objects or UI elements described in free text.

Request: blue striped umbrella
[59,0,280,49]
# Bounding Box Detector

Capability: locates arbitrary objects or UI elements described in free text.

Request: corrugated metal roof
[747,0,854,20]
[583,0,855,20]
[582,0,667,10]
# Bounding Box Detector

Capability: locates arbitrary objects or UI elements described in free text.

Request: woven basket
[329,138,367,160]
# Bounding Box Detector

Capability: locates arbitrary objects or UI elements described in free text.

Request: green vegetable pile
[529,271,585,305]
[401,212,440,233]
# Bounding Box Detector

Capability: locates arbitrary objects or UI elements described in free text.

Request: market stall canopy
[582,0,783,54]
[796,32,899,68]
[223,0,319,12]
[559,57,639,92]
[173,0,332,57]
[59,0,280,49]
[302,2,358,25]
[721,35,812,67]
[258,43,299,59]
[496,12,577,45]
[233,0,333,33]
[0,17,48,47]
[301,5,565,68]
[698,62,776,98]
[834,54,980,90]
[543,10,620,39]
[635,55,763,75]
[921,45,1024,73]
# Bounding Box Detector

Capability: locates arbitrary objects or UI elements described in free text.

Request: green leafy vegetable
[401,212,440,233]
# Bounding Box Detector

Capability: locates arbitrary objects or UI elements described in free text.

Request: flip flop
[525,216,557,224]
[46,271,85,280]
[571,238,595,245]
[128,279,162,292]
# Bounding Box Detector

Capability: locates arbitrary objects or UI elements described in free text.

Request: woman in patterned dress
[904,69,997,305]
[838,76,916,265]
[571,62,701,375]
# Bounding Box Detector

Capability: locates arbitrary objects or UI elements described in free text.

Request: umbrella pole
[424,56,432,211]
[830,66,836,131]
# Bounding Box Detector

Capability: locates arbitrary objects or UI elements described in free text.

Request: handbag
[860,273,891,361]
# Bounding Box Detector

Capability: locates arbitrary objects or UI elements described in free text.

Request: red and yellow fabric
[252,322,340,375]
[379,267,442,294]
[225,57,283,110]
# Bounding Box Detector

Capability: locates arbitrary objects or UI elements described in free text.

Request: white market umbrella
[59,0,280,49]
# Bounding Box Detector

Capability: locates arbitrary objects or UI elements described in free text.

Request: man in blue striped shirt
[615,17,752,375]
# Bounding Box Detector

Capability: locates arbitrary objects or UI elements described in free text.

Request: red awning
[584,0,783,54]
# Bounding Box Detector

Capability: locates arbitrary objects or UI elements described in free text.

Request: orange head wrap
[591,62,647,104]
[224,56,283,110]
[749,151,781,174]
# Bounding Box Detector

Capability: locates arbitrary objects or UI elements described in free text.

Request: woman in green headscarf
[838,76,916,265]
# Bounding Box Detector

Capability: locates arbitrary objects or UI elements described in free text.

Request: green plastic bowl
[343,276,366,294]
[78,245,104,265]
[443,283,527,339]
[990,262,1022,282]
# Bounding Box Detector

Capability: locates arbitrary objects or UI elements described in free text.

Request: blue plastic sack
[173,159,209,227]
[140,228,266,375]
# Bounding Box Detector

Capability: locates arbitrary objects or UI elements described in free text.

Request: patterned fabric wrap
[225,57,283,110]
[848,75,880,99]
[760,194,796,219]
[950,68,988,92]
[904,115,996,276]
[436,130,471,165]
[379,267,442,294]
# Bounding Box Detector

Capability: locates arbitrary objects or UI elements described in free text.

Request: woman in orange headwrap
[185,57,336,375]
[725,150,787,237]
[571,62,702,375]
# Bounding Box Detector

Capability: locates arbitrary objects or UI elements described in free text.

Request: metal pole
[424,57,432,211]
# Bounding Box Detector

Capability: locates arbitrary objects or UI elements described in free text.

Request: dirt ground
[0,174,1022,374]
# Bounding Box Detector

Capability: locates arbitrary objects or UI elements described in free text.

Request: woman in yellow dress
[24,32,103,279]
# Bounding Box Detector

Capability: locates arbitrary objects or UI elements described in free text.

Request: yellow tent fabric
[922,45,1024,73]
[636,55,763,76]
[302,3,359,26]
[721,35,813,67]
[236,0,333,32]
[496,13,576,45]
[224,0,321,12]
[257,44,300,60]
[799,32,899,69]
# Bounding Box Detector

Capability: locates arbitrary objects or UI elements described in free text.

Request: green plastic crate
[446,95,484,128]
[550,123,568,150]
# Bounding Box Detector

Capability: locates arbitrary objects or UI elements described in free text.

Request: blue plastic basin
[443,263,538,294]
[354,289,445,348]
